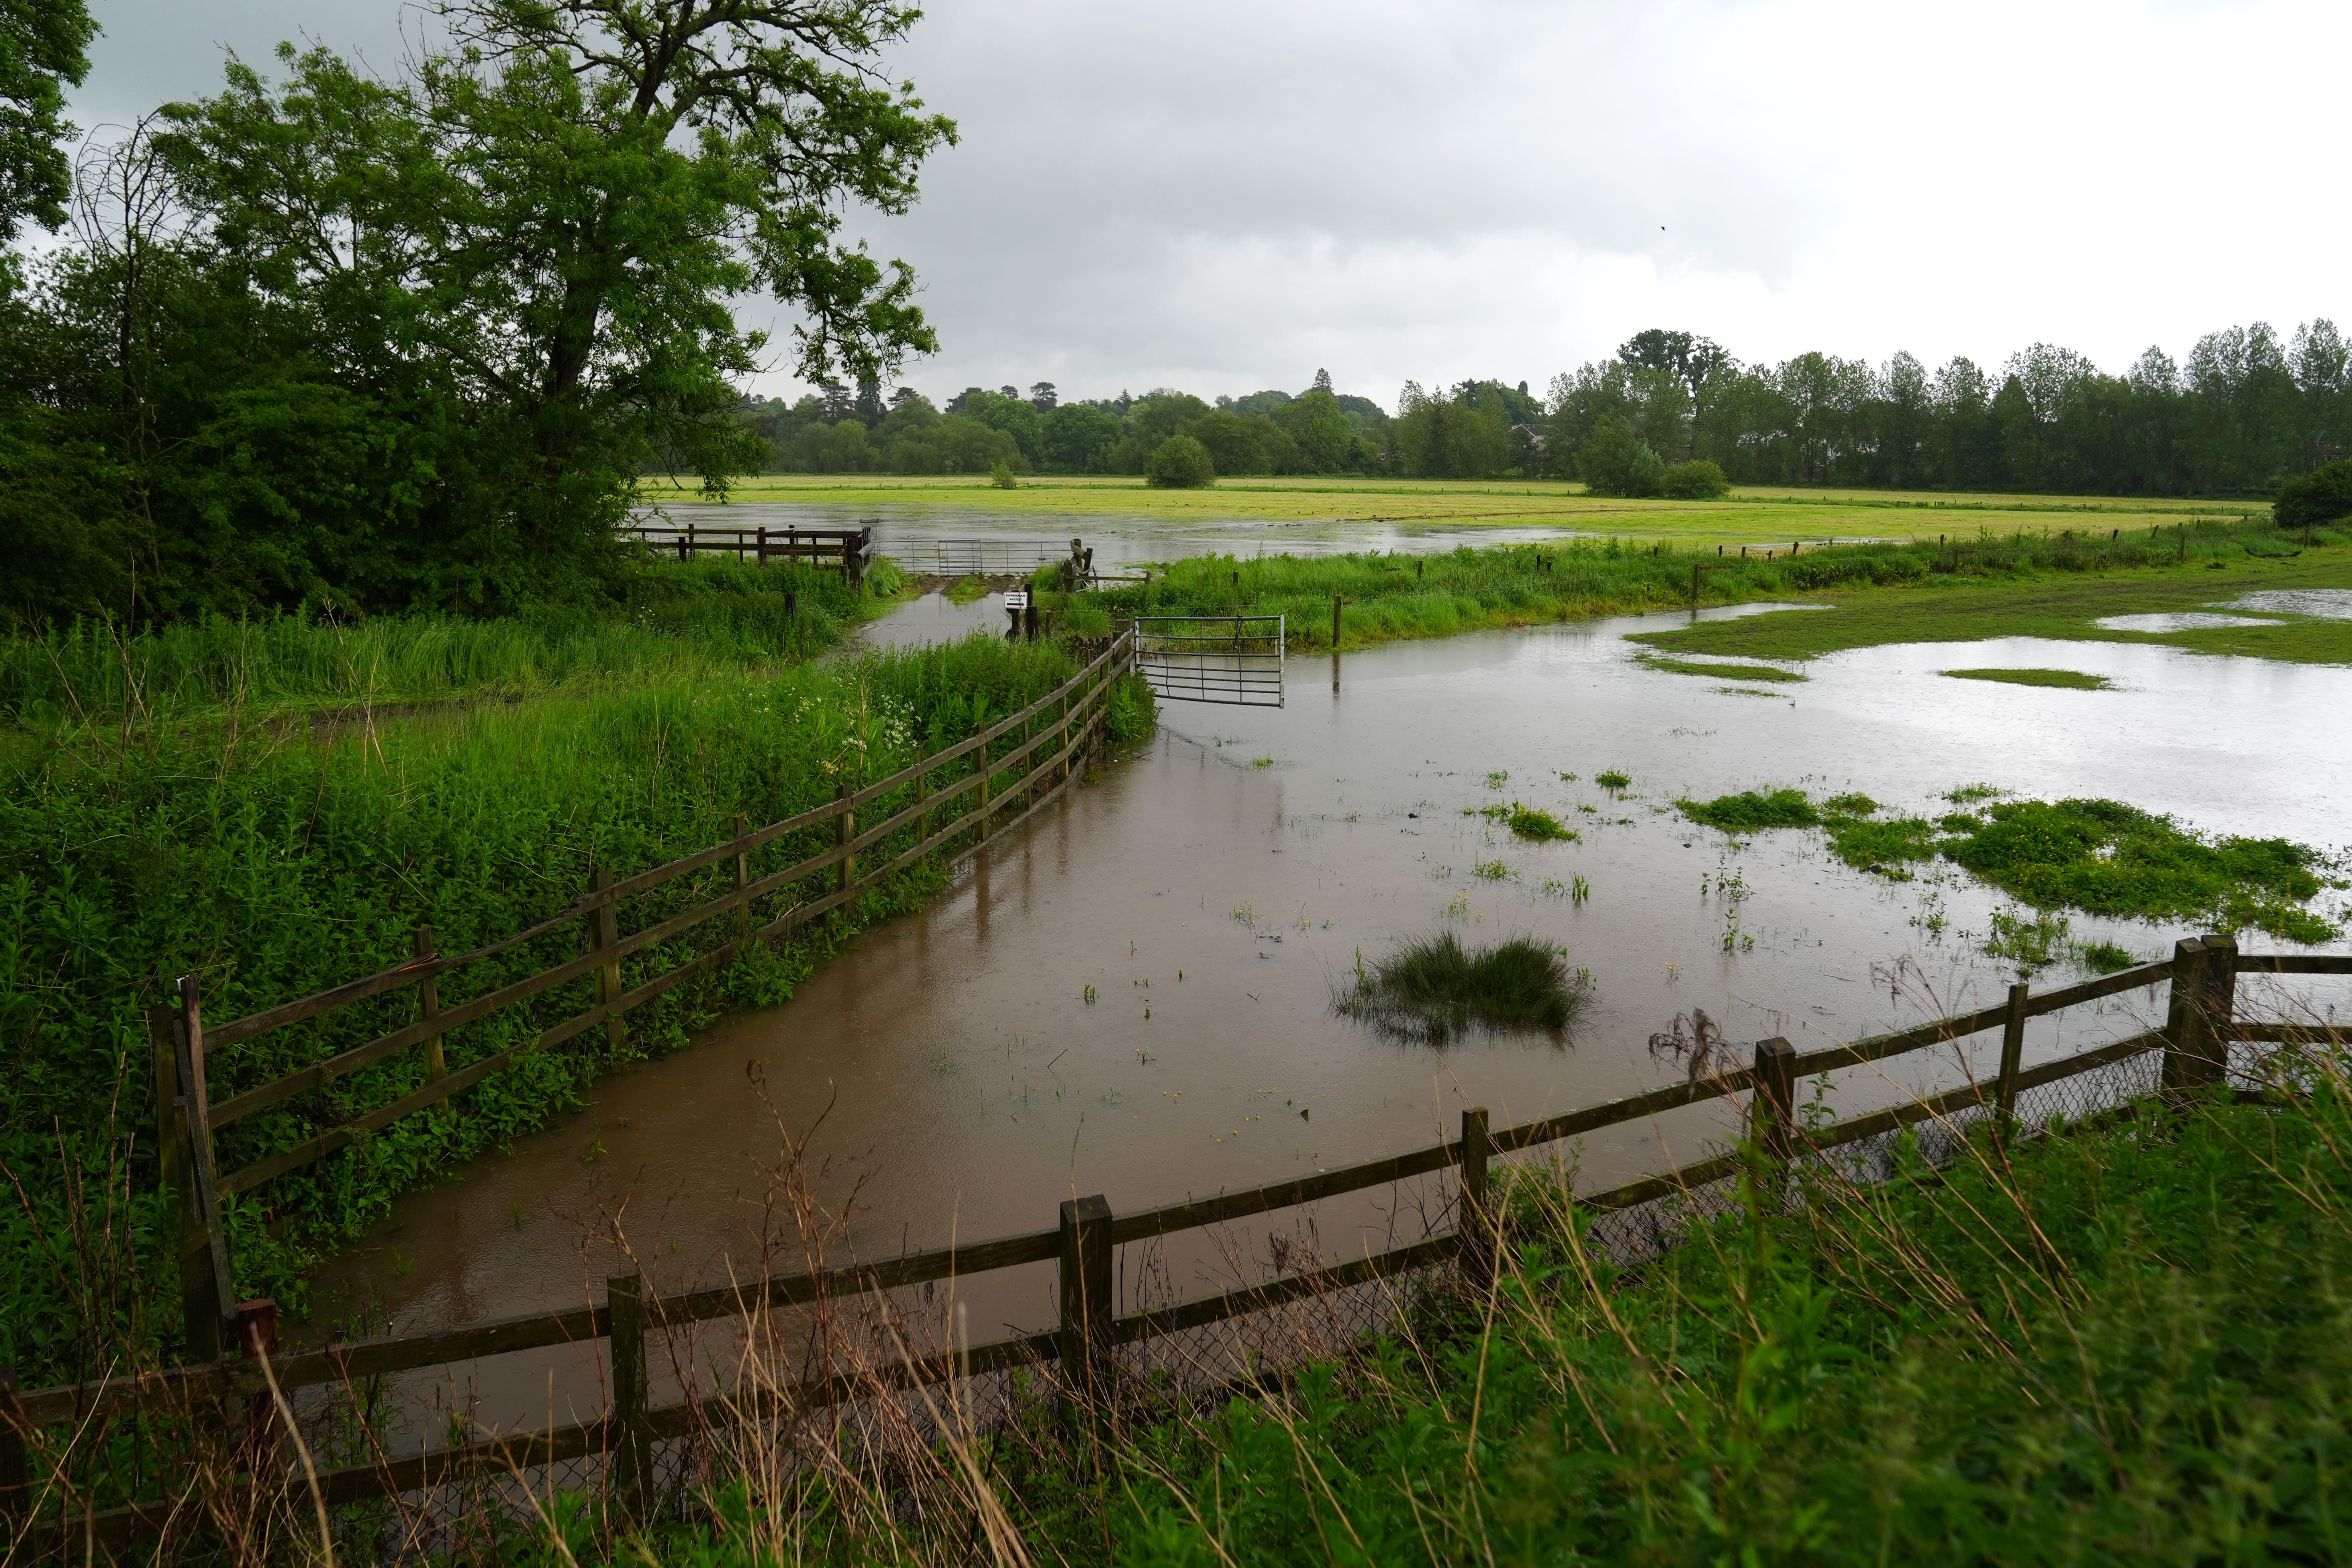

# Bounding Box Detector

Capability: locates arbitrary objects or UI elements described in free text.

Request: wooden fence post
[1056,688,1070,785]
[1331,596,1343,649]
[607,1273,654,1523]
[173,977,236,1363]
[756,526,768,567]
[732,815,751,949]
[916,765,931,848]
[1995,980,2029,1133]
[974,721,990,827]
[1057,1195,1113,1431]
[589,867,624,1053]
[2162,936,2232,1093]
[0,1365,25,1539]
[1458,1107,1494,1291]
[1750,1038,1796,1207]
[416,928,445,1096]
[836,782,856,902]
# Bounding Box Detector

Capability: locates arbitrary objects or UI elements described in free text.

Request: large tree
[0,0,96,245]
[138,0,955,604]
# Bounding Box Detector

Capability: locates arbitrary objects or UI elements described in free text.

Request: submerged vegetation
[1334,932,1584,1043]
[1678,788,2338,940]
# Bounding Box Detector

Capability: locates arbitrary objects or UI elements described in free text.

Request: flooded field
[642,498,1627,570]
[305,597,2352,1433]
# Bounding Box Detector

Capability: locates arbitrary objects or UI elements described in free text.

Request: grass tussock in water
[1680,787,2338,941]
[1334,931,1585,1043]
[1942,666,2113,689]
[1505,804,1578,840]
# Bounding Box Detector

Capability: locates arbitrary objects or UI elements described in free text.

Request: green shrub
[2274,459,2352,530]
[1145,435,1215,488]
[989,458,1018,489]
[1659,458,1729,499]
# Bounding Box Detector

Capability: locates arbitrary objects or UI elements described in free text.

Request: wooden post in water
[732,815,751,948]
[1058,1195,1113,1437]
[1995,980,2029,1133]
[837,782,856,902]
[975,721,990,827]
[608,1273,654,1523]
[589,867,624,1053]
[416,928,445,1096]
[1331,596,1343,650]
[1459,1107,1494,1291]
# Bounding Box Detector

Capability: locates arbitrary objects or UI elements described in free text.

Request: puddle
[304,606,2352,1431]
[2093,611,2281,633]
[2221,590,2352,620]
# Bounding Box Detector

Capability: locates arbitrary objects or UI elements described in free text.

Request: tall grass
[0,557,869,725]
[1084,514,2315,651]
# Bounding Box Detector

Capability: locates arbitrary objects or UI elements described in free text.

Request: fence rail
[623,521,872,577]
[7,935,2346,1550]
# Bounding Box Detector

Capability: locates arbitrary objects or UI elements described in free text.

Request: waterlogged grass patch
[1641,655,1806,682]
[1334,932,1586,1043]
[1686,786,2338,940]
[1594,770,1632,791]
[1944,667,2114,690]
[1946,798,2335,940]
[1506,804,1578,841]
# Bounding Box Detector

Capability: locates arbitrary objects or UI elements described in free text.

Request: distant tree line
[762,321,2350,499]
[743,367,1399,478]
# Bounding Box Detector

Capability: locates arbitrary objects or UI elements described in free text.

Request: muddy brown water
[303,603,2352,1437]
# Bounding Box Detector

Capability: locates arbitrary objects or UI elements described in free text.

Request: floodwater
[303,604,2352,1435]
[642,498,1615,570]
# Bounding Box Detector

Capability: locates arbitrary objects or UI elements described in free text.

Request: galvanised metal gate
[1133,615,1285,706]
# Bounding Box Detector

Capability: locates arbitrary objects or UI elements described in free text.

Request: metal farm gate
[1133,614,1285,706]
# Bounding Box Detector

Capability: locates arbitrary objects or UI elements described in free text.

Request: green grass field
[658,473,2260,549]
[1632,550,2352,665]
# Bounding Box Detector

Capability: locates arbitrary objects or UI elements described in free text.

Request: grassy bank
[672,473,2256,549]
[1,565,1155,1384]
[1069,514,2337,655]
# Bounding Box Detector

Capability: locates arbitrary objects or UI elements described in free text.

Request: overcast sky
[62,0,2352,410]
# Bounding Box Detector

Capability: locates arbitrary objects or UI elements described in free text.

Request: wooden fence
[137,628,1139,1369]
[623,522,873,576]
[5,930,2346,1550]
